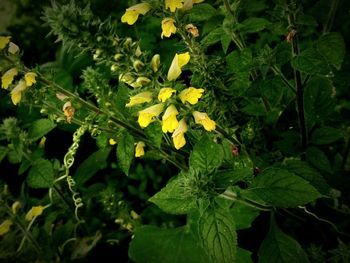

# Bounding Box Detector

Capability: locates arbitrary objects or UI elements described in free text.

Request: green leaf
[214,168,253,188]
[75,148,111,186]
[284,160,330,195]
[117,132,135,175]
[240,17,270,33]
[144,122,162,148]
[189,135,223,173]
[242,102,266,116]
[114,83,129,119]
[237,248,253,263]
[316,32,345,70]
[231,202,260,230]
[310,127,343,145]
[226,49,253,74]
[291,47,331,75]
[201,27,223,47]
[250,168,321,207]
[306,147,332,173]
[304,77,335,127]
[221,33,231,54]
[27,158,54,188]
[0,146,8,163]
[28,119,56,141]
[149,174,196,215]
[188,3,217,22]
[198,206,237,263]
[129,226,208,263]
[258,217,309,263]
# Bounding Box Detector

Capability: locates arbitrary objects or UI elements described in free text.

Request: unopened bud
[95,48,103,55]
[135,45,142,57]
[133,60,144,72]
[11,201,21,214]
[123,38,132,49]
[8,42,20,54]
[185,24,199,37]
[97,36,103,42]
[114,53,123,61]
[93,54,99,60]
[150,54,160,72]
[111,64,119,72]
[119,73,134,85]
[131,76,151,88]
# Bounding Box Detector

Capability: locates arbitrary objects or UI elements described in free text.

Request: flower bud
[114,53,124,61]
[133,60,144,72]
[123,37,133,49]
[111,64,119,72]
[135,45,142,57]
[150,54,160,72]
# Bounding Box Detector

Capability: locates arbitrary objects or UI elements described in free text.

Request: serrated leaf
[188,3,216,22]
[231,202,260,230]
[214,168,253,189]
[28,119,56,141]
[201,27,223,47]
[75,148,111,186]
[250,168,321,207]
[226,49,253,74]
[240,17,270,33]
[258,217,309,263]
[291,47,331,75]
[284,160,330,195]
[27,158,54,188]
[310,127,343,145]
[306,147,332,173]
[149,174,196,215]
[114,83,129,119]
[198,206,237,263]
[237,248,253,263]
[129,226,208,263]
[316,32,345,70]
[189,135,223,173]
[144,122,162,148]
[117,132,134,175]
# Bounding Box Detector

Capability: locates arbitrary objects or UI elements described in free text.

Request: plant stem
[323,0,340,34]
[288,8,308,156]
[220,190,272,211]
[271,65,296,94]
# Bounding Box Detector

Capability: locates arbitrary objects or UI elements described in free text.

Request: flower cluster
[125,52,216,152]
[121,1,204,38]
[1,37,37,105]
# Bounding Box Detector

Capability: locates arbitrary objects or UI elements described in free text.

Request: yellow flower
[130,76,151,88]
[126,91,153,107]
[165,0,184,12]
[167,52,190,81]
[8,42,19,54]
[109,138,117,145]
[135,141,145,157]
[192,111,216,131]
[0,219,12,236]
[162,105,179,133]
[183,0,204,10]
[158,87,176,102]
[25,206,45,221]
[172,118,188,149]
[1,68,18,89]
[11,80,27,105]
[151,54,160,72]
[179,87,204,104]
[121,3,151,25]
[138,103,164,128]
[161,18,177,38]
[24,72,37,86]
[0,36,11,50]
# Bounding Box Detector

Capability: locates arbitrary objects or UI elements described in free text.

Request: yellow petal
[8,42,19,54]
[183,0,204,10]
[25,206,45,221]
[0,219,12,236]
[24,72,37,86]
[172,119,188,149]
[158,87,176,102]
[162,105,179,133]
[167,52,190,81]
[0,36,11,50]
[165,0,184,12]
[1,68,18,89]
[192,111,216,131]
[121,3,151,25]
[179,87,204,104]
[135,141,145,157]
[161,18,177,38]
[11,80,27,105]
[138,103,164,128]
[109,138,117,145]
[126,91,153,107]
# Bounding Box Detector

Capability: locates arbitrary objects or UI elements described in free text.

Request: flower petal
[1,68,18,89]
[193,111,216,131]
[178,87,204,104]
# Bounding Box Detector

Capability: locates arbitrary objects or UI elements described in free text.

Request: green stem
[220,190,272,211]
[271,65,296,94]
[323,0,340,34]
